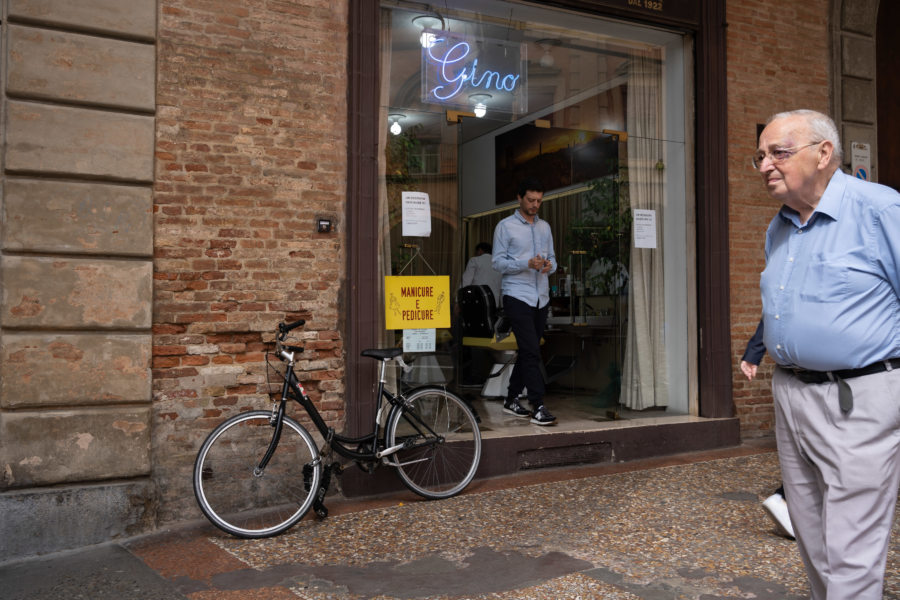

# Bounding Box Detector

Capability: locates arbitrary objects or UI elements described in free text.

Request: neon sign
[421,30,527,114]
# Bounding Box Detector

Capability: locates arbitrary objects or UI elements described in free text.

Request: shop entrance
[377,0,695,442]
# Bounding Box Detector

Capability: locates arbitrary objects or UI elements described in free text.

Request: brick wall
[153,0,348,522]
[725,0,831,436]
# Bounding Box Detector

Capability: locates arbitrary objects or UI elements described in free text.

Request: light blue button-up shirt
[761,169,900,371]
[492,210,557,308]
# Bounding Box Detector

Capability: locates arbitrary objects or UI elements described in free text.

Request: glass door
[459,113,630,416]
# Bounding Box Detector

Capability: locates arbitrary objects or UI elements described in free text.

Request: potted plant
[567,167,631,297]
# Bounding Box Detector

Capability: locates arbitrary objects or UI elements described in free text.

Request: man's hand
[529,255,551,273]
[740,360,758,381]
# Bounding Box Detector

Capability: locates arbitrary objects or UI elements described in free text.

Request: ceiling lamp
[412,14,445,49]
[388,113,405,135]
[468,93,492,118]
[536,39,560,68]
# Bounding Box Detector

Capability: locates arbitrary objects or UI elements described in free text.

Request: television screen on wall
[495,125,618,204]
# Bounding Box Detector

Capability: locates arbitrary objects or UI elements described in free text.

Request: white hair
[767,109,843,164]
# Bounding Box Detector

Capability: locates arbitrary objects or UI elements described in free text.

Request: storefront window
[378,0,694,424]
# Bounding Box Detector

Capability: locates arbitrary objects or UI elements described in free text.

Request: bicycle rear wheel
[193,410,321,538]
[386,387,481,499]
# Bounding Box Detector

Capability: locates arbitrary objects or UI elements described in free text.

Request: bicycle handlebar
[277,319,306,338]
[275,319,306,360]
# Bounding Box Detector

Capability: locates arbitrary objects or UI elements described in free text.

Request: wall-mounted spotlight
[468,93,492,118]
[388,113,406,135]
[412,14,445,49]
[535,39,560,68]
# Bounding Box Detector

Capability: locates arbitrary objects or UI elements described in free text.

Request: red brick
[154,345,187,356]
[182,355,210,366]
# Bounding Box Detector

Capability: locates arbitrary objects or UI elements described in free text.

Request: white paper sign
[402,191,431,237]
[633,209,657,249]
[851,141,870,181]
[403,328,436,353]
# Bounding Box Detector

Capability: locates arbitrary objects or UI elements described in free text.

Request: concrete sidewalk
[3,441,898,600]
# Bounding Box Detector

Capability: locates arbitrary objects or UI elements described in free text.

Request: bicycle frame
[273,344,406,464]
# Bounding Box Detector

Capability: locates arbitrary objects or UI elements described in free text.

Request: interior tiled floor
[398,352,702,441]
[462,388,702,440]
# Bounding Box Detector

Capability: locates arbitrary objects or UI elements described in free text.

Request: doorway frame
[344,1,734,493]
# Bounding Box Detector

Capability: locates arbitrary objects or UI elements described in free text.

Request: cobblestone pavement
[3,443,899,599]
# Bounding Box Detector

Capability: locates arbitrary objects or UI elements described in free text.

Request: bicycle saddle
[361,348,404,360]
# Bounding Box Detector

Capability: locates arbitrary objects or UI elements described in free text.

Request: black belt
[782,358,900,413]
[787,358,900,384]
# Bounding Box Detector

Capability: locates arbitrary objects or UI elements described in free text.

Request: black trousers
[502,295,548,407]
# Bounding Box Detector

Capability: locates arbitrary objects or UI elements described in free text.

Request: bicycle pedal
[302,463,314,491]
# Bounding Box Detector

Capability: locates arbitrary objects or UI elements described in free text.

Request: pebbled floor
[125,448,900,600]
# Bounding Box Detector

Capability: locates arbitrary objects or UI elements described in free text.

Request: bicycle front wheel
[386,387,481,499]
[193,410,321,538]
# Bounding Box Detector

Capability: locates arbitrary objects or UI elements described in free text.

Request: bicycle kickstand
[313,462,343,519]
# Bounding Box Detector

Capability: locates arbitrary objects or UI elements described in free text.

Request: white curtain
[621,49,669,410]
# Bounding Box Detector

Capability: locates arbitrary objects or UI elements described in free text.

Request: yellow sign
[384,276,451,330]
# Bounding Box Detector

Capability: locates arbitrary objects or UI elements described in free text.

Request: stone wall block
[841,34,875,79]
[5,101,154,182]
[7,25,155,110]
[1,256,152,329]
[8,0,157,40]
[840,0,878,36]
[0,480,157,561]
[841,77,876,124]
[1,333,151,409]
[2,179,153,256]
[0,407,151,489]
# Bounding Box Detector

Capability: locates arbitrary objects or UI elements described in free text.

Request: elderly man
[754,109,900,599]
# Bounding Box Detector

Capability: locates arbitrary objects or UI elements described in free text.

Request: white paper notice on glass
[402,191,431,237]
[403,328,436,353]
[633,209,657,249]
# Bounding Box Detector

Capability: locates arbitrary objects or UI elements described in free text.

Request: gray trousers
[773,366,900,600]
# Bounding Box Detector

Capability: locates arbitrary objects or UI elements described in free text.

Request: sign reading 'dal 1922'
[421,30,528,115]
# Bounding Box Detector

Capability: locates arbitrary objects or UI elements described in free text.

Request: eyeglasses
[751,141,821,170]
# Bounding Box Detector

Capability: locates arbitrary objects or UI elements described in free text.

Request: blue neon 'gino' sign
[421,30,528,114]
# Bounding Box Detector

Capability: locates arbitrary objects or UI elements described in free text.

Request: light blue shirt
[492,210,557,308]
[761,169,900,371]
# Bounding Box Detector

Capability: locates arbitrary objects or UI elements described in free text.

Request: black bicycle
[193,318,482,538]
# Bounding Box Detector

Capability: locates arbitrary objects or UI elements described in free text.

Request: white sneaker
[762,493,795,539]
